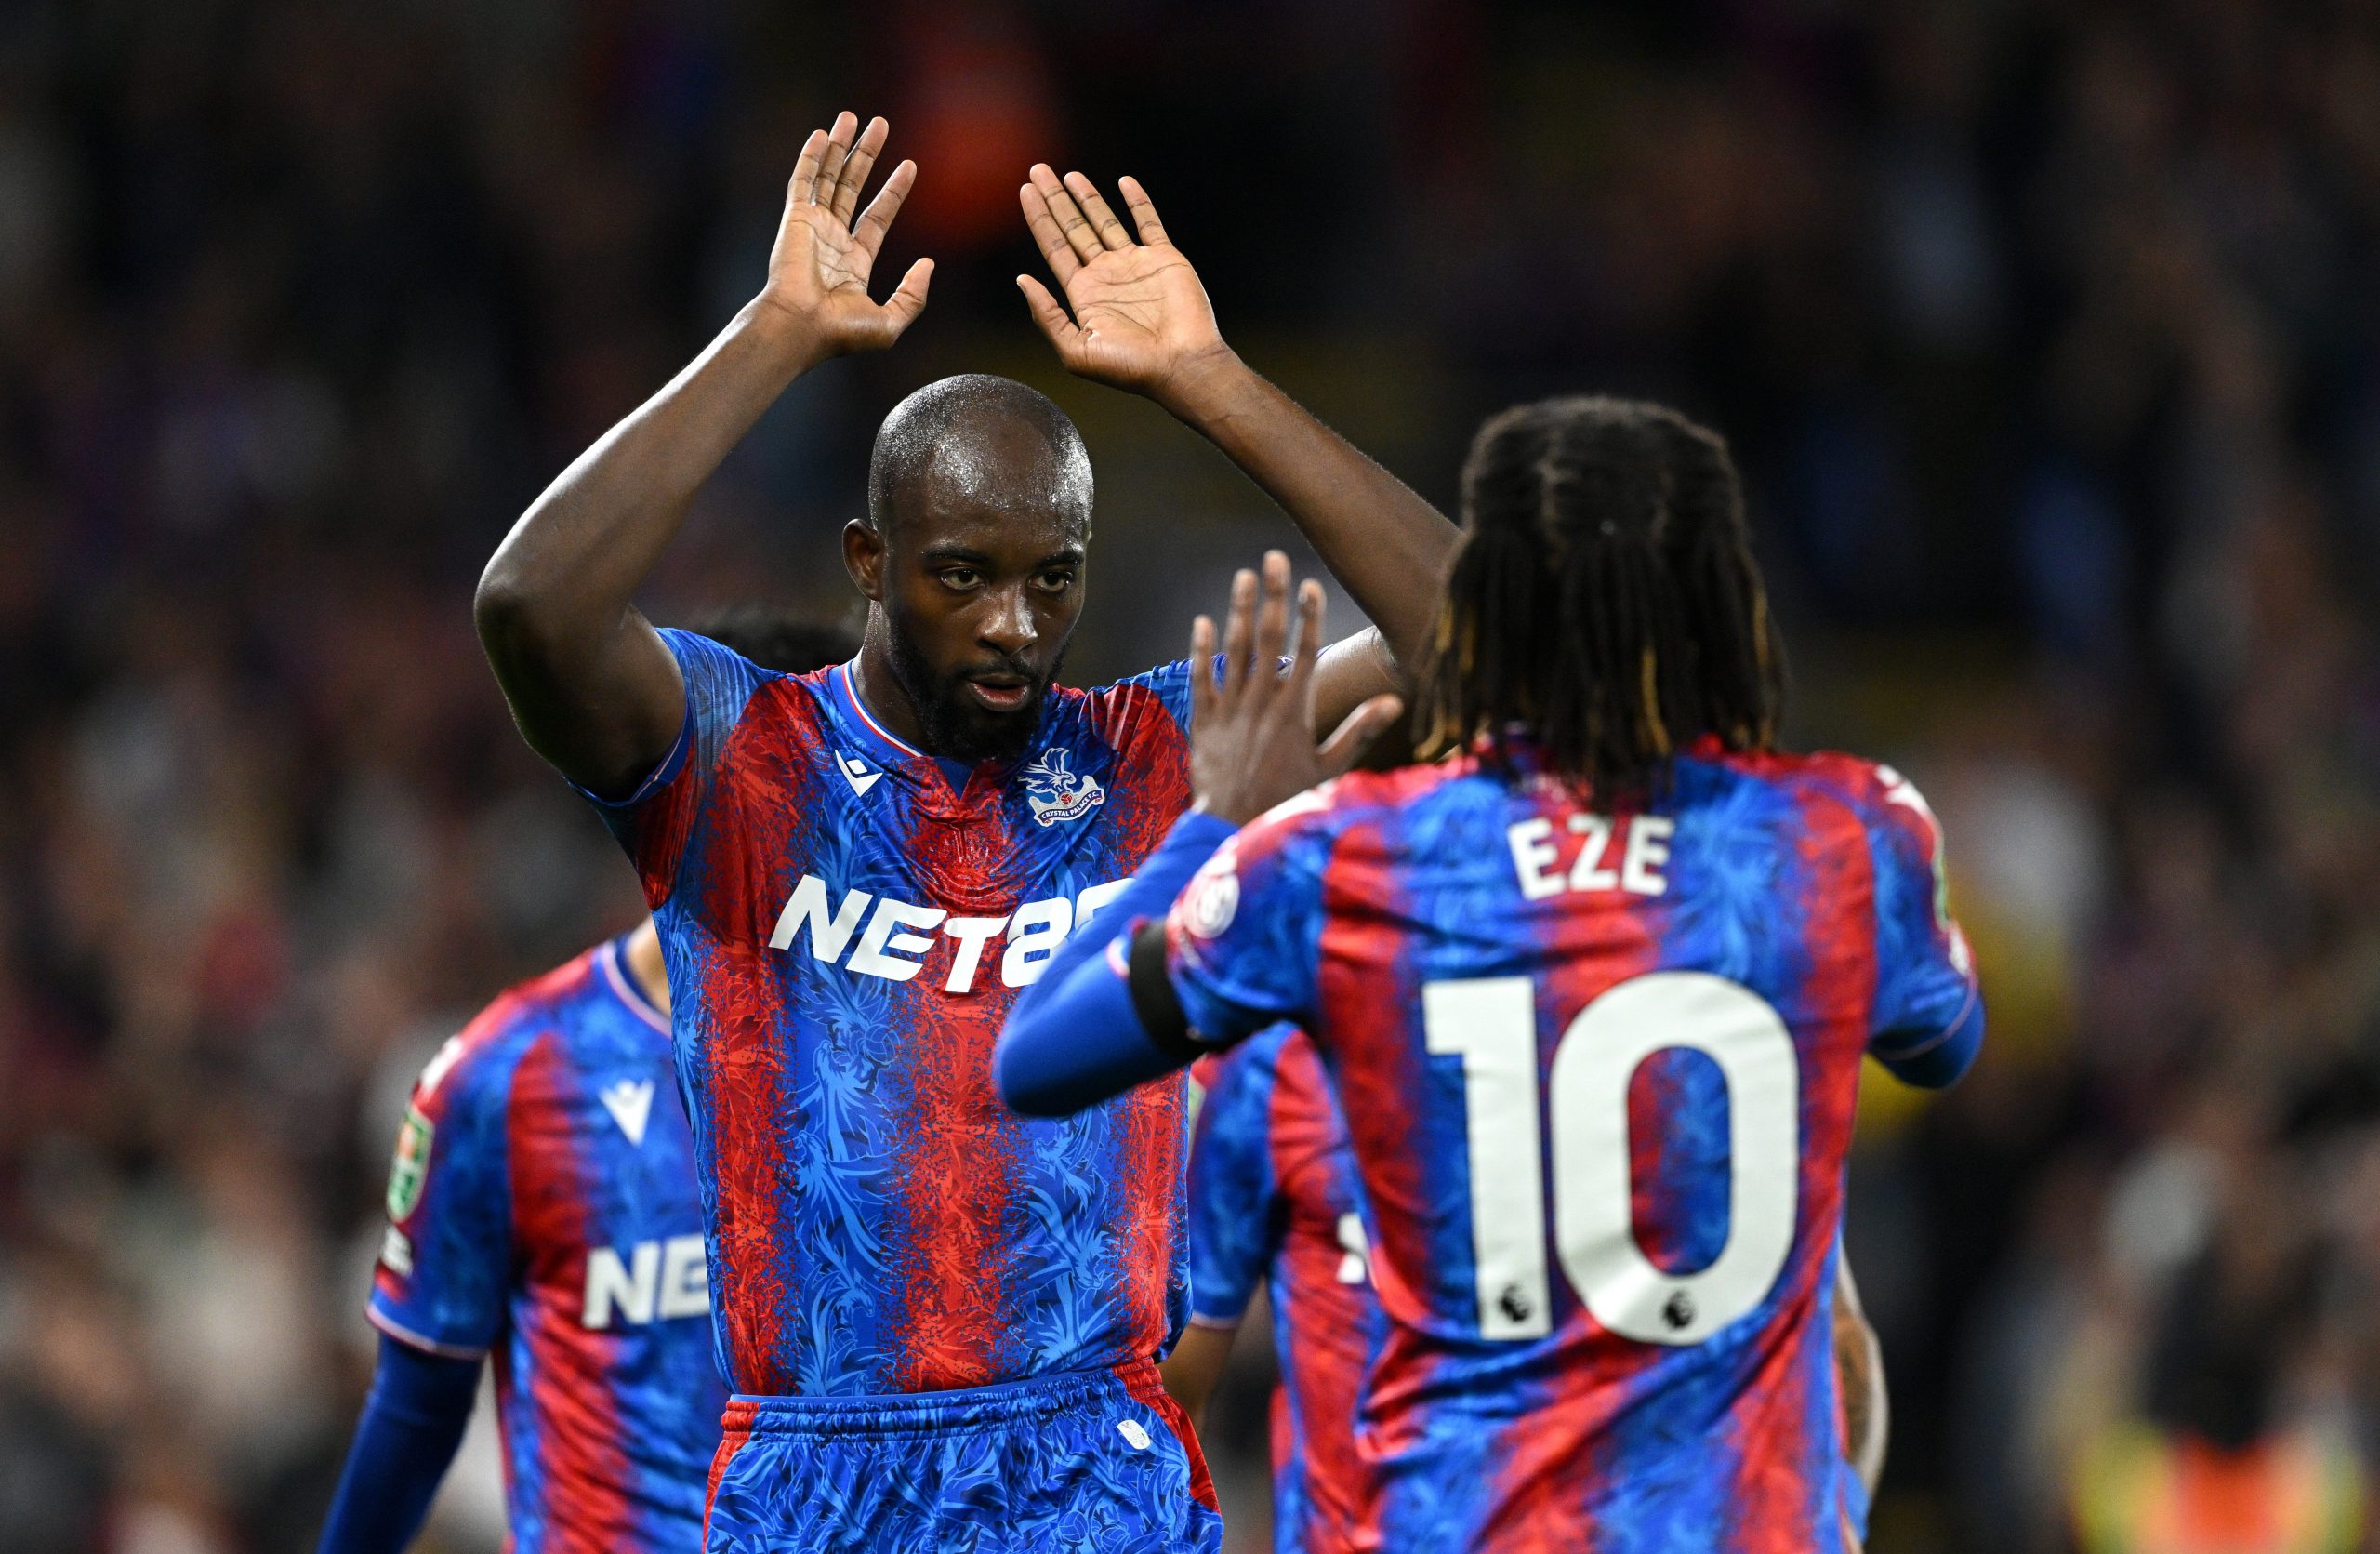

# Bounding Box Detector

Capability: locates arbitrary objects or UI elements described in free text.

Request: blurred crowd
[1,2,2378,1552]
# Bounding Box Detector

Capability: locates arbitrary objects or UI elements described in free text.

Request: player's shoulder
[1242,759,1485,856]
[408,947,608,1121]
[1685,744,1929,830]
[662,628,836,727]
[1051,659,1197,746]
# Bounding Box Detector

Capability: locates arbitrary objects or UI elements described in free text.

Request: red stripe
[704,1400,758,1540]
[506,1032,641,1547]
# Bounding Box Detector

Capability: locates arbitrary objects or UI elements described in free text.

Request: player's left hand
[1017,167,1232,402]
[1190,551,1403,827]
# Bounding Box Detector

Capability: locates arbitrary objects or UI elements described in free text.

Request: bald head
[866,375,1092,539]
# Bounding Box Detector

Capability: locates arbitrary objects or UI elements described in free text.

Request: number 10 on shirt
[1422,971,1801,1348]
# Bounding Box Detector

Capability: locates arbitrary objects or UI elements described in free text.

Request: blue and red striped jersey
[1187,1028,1383,1553]
[370,936,723,1554]
[596,631,1198,1397]
[1163,739,1981,1552]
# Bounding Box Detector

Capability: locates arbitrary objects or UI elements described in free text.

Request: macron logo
[600,1080,654,1147]
[837,750,883,799]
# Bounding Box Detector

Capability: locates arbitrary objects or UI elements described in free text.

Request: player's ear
[842,518,887,603]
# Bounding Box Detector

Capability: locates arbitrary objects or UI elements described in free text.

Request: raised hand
[1188,552,1403,826]
[1017,166,1229,400]
[760,112,933,354]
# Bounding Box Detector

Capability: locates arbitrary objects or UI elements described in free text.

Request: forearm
[317,1337,480,1554]
[1159,1322,1238,1436]
[1158,353,1458,673]
[997,813,1235,1116]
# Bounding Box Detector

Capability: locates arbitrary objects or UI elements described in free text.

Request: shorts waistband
[722,1359,1163,1441]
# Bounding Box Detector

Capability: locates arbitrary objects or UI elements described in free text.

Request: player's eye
[1034,569,1077,594]
[938,568,982,591]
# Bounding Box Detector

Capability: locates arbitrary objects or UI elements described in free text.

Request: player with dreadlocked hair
[1000,396,1984,1549]
[1420,395,1781,800]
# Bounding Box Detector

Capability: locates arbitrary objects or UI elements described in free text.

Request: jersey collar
[597,935,669,1036]
[828,659,931,770]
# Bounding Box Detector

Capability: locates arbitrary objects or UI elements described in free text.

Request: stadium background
[1,1,2374,1550]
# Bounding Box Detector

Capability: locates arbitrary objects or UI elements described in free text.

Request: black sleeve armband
[1126,921,1205,1061]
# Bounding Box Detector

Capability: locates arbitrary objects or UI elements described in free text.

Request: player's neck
[851,639,934,754]
[624,922,670,1017]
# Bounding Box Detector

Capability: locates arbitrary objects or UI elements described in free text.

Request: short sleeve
[1166,795,1334,1048]
[1184,1034,1290,1327]
[1859,766,1982,1073]
[368,1034,519,1359]
[581,629,772,905]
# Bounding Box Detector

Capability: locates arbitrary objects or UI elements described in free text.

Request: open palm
[1018,167,1227,395]
[760,113,932,356]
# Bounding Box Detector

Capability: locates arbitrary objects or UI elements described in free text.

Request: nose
[977,583,1038,658]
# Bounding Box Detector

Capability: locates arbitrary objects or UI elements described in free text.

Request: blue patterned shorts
[703,1360,1223,1553]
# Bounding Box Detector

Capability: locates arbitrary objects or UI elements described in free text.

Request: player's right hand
[1189,552,1403,827]
[756,112,933,355]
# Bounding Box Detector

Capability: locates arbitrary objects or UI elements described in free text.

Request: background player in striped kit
[472,109,1436,1550]
[1000,396,1985,1550]
[315,614,855,1554]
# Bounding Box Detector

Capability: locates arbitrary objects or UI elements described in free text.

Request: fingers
[1063,171,1133,251]
[1219,566,1258,697]
[1117,177,1170,246]
[1189,613,1219,729]
[1029,164,1105,266]
[1018,181,1081,287]
[789,126,831,205]
[1315,695,1406,778]
[853,160,918,261]
[1283,578,1326,698]
[1016,274,1083,358]
[811,111,861,206]
[1250,551,1293,696]
[875,257,934,340]
[830,115,889,223]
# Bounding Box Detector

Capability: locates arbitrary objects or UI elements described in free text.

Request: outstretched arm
[1016,169,1457,727]
[477,113,932,796]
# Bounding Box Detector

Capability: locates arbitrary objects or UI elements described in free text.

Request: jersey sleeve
[1183,1036,1289,1327]
[1098,658,1197,737]
[1165,794,1335,1047]
[580,628,771,905]
[368,1032,520,1360]
[1858,765,1983,1085]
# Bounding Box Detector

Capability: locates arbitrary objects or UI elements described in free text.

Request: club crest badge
[386,1104,434,1221]
[1023,748,1104,827]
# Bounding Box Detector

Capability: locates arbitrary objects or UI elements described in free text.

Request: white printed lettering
[657,1235,708,1319]
[1508,818,1563,900]
[1002,897,1074,987]
[1621,817,1674,897]
[846,898,948,982]
[769,875,873,961]
[1567,815,1619,891]
[583,1242,659,1329]
[1075,879,1130,928]
[942,916,1009,993]
[763,876,1131,989]
[584,1237,708,1329]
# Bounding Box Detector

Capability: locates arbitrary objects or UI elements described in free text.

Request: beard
[886,627,1065,766]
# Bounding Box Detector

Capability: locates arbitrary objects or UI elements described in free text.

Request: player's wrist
[1151,345,1255,425]
[734,294,839,374]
